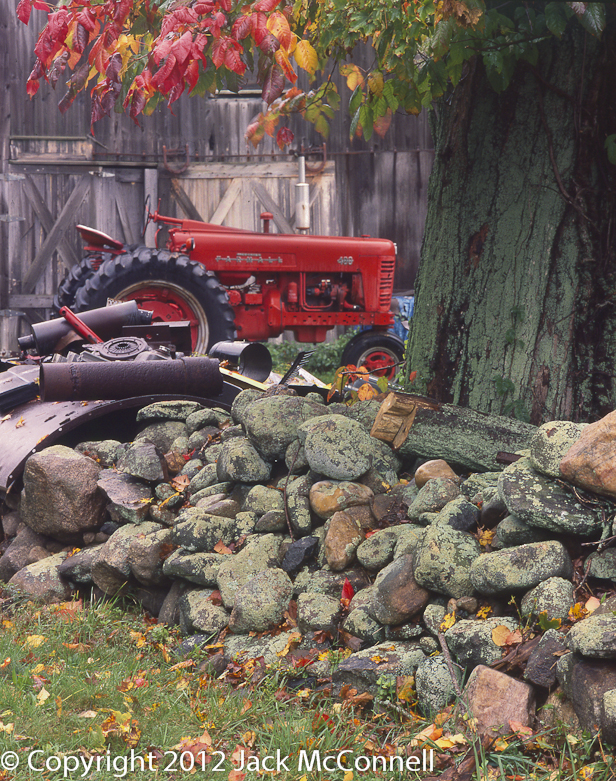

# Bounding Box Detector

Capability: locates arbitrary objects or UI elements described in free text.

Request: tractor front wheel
[72,247,236,353]
[340,331,405,380]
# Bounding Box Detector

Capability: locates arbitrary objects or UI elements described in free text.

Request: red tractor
[55,212,405,377]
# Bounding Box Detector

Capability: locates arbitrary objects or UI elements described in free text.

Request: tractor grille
[378,257,396,309]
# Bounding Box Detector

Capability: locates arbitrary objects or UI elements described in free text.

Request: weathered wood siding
[0,6,433,353]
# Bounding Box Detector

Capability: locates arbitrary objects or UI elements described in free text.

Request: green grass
[0,592,613,781]
[268,332,355,385]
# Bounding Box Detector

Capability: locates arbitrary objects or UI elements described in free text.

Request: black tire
[72,246,236,353]
[340,331,405,379]
[53,253,111,313]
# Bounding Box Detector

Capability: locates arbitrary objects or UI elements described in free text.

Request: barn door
[167,161,338,236]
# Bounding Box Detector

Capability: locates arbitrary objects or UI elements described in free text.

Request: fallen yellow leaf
[491,625,513,647]
[440,612,457,631]
[25,635,46,648]
[36,688,50,705]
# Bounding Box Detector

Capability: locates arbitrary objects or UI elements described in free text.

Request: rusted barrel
[40,357,223,401]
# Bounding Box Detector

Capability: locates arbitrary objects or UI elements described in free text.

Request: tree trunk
[406,22,616,425]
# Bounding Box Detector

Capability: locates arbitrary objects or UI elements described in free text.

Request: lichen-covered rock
[560,410,616,498]
[135,421,188,452]
[97,471,153,524]
[567,613,616,658]
[309,481,374,520]
[75,439,122,467]
[494,515,548,548]
[186,407,229,433]
[498,457,601,536]
[422,603,446,636]
[255,510,287,533]
[57,544,104,584]
[408,478,461,523]
[470,541,573,595]
[172,509,238,552]
[284,439,308,473]
[342,607,385,645]
[529,420,586,478]
[162,550,221,587]
[92,522,162,595]
[21,445,106,541]
[300,415,373,480]
[293,567,370,598]
[137,401,204,423]
[415,655,461,716]
[370,554,430,625]
[520,577,575,620]
[242,485,285,516]
[432,496,479,532]
[188,464,219,495]
[8,552,72,603]
[216,438,271,483]
[393,525,425,558]
[445,617,518,668]
[297,592,341,633]
[216,534,284,608]
[356,528,399,571]
[229,569,292,633]
[224,630,300,665]
[178,588,229,635]
[324,511,364,571]
[285,474,313,537]
[586,549,616,580]
[127,526,173,586]
[332,641,425,695]
[117,441,168,483]
[413,524,481,598]
[243,396,325,460]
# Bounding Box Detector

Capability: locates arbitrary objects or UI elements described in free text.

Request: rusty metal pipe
[40,357,223,402]
[18,301,153,355]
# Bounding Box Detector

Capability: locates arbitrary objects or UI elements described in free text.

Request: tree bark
[406,21,616,425]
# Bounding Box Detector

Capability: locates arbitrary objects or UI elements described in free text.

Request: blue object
[390,295,414,340]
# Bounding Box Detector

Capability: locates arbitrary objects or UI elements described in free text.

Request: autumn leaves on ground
[0,592,612,781]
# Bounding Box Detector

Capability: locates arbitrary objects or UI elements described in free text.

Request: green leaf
[382,81,398,112]
[579,3,606,36]
[605,134,616,166]
[537,611,561,631]
[376,376,389,393]
[349,105,361,138]
[349,84,363,116]
[545,2,568,37]
[359,102,373,141]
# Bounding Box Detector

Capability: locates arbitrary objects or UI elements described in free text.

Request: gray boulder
[97,471,153,524]
[216,438,271,483]
[179,588,229,635]
[229,569,293,633]
[413,524,481,598]
[568,613,616,658]
[370,555,430,625]
[117,441,168,483]
[529,420,586,478]
[470,541,573,595]
[445,617,518,668]
[91,522,161,595]
[162,550,221,587]
[408,479,461,523]
[135,421,188,452]
[498,457,601,536]
[520,577,575,620]
[20,445,106,540]
[299,415,373,480]
[243,396,325,460]
[9,552,72,603]
[415,655,461,716]
[216,534,284,608]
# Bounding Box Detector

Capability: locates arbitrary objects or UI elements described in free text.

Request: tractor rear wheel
[72,247,236,353]
[340,331,405,380]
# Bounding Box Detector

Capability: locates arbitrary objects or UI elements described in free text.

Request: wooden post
[143,168,158,248]
[371,391,440,450]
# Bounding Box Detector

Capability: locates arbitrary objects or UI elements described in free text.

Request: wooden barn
[0,5,434,353]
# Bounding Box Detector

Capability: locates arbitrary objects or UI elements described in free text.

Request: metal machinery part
[208,341,272,382]
[40,356,224,402]
[18,301,153,356]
